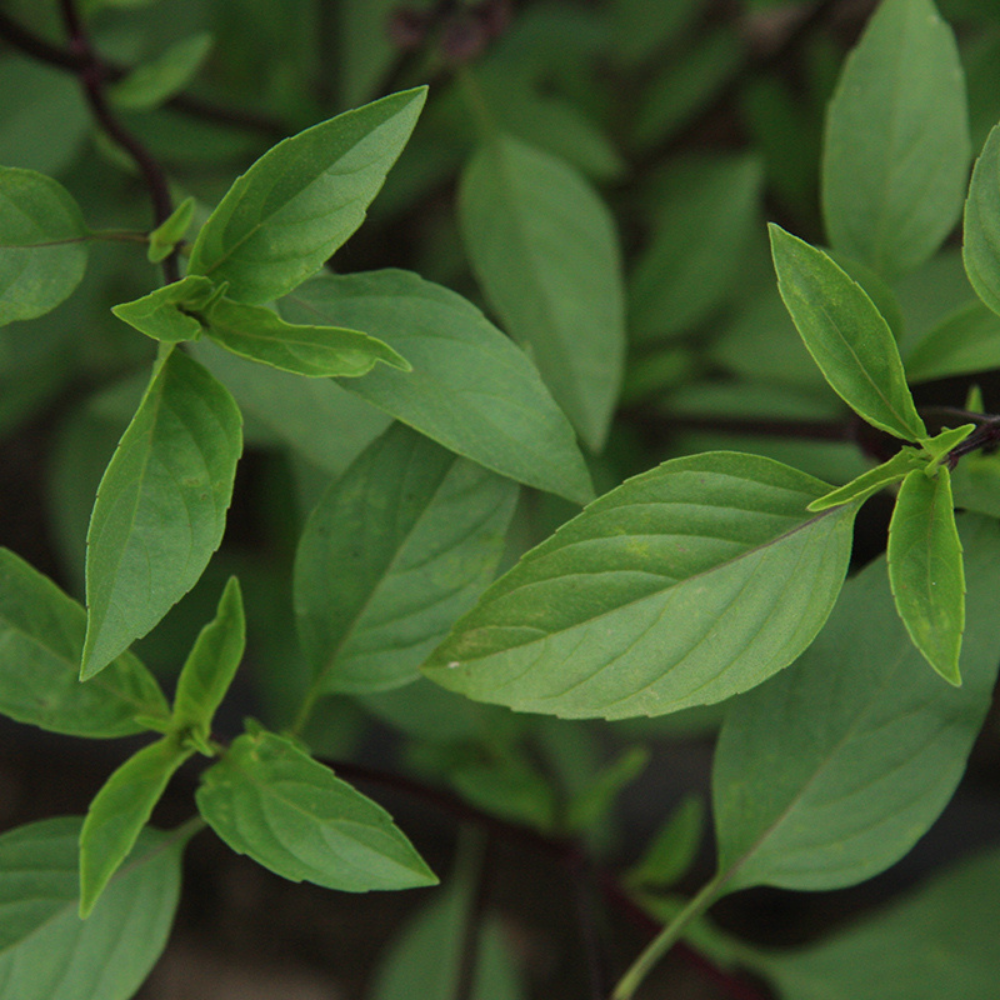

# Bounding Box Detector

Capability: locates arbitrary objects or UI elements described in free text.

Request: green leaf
[963,125,1000,317]
[0,166,89,327]
[951,450,1000,519]
[0,817,184,1000]
[769,224,927,440]
[111,275,216,343]
[712,514,1000,894]
[608,0,704,67]
[887,466,965,684]
[423,452,858,720]
[458,133,625,451]
[822,0,970,277]
[625,794,705,891]
[566,746,649,832]
[807,448,924,511]
[147,196,195,264]
[629,154,764,341]
[203,296,409,377]
[82,349,243,679]
[171,575,245,745]
[187,87,427,304]
[919,423,976,468]
[903,299,1000,382]
[279,270,594,504]
[196,729,438,891]
[753,845,1000,1000]
[0,548,168,737]
[294,422,518,696]
[449,751,558,831]
[108,33,213,111]
[78,736,193,917]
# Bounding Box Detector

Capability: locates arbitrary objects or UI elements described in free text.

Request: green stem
[611,873,725,1000]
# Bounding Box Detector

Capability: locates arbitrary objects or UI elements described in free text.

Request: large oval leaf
[0,548,168,737]
[187,88,426,304]
[964,125,1000,317]
[423,452,858,719]
[294,422,518,696]
[0,817,184,1000]
[822,0,970,278]
[279,269,593,504]
[82,349,243,679]
[196,729,437,891]
[458,133,625,451]
[712,514,1000,894]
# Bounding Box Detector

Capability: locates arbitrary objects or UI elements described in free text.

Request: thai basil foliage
[2,0,1000,997]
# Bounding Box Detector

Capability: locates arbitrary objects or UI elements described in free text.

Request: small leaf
[0,166,89,326]
[294,422,518,695]
[713,514,1000,895]
[964,125,1000,318]
[887,466,965,684]
[147,196,195,264]
[450,751,558,832]
[807,448,924,512]
[424,452,858,720]
[171,575,245,747]
[203,296,409,377]
[188,87,427,304]
[279,270,593,504]
[111,275,216,343]
[0,548,168,738]
[919,423,976,470]
[904,299,1000,383]
[78,735,193,917]
[0,817,184,1000]
[108,33,213,110]
[822,0,970,278]
[769,224,927,440]
[458,133,625,451]
[625,794,705,891]
[197,729,437,890]
[566,746,649,832]
[82,349,243,679]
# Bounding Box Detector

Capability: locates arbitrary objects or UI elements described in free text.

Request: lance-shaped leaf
[624,794,705,891]
[203,296,409,377]
[187,87,427,304]
[769,225,927,441]
[0,548,168,737]
[887,466,965,684]
[171,575,245,744]
[964,125,1000,317]
[294,422,518,695]
[808,448,924,512]
[280,270,593,504]
[822,0,970,278]
[458,133,625,451]
[0,818,184,1000]
[0,166,89,326]
[423,452,858,720]
[78,735,193,917]
[712,514,1000,895]
[196,729,437,891]
[82,349,243,679]
[108,33,213,111]
[146,196,195,264]
[111,275,217,343]
[752,845,1000,1000]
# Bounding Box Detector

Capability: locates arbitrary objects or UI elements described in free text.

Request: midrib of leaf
[0,237,89,250]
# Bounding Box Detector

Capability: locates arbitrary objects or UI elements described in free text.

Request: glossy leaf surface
[280,269,593,504]
[0,548,168,737]
[424,453,857,719]
[713,515,1000,893]
[0,166,88,326]
[458,133,625,451]
[822,0,970,278]
[79,735,193,917]
[204,297,408,377]
[887,467,965,684]
[188,88,426,303]
[295,422,518,694]
[172,575,245,738]
[83,350,243,679]
[196,729,437,890]
[0,818,183,1000]
[770,225,926,440]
